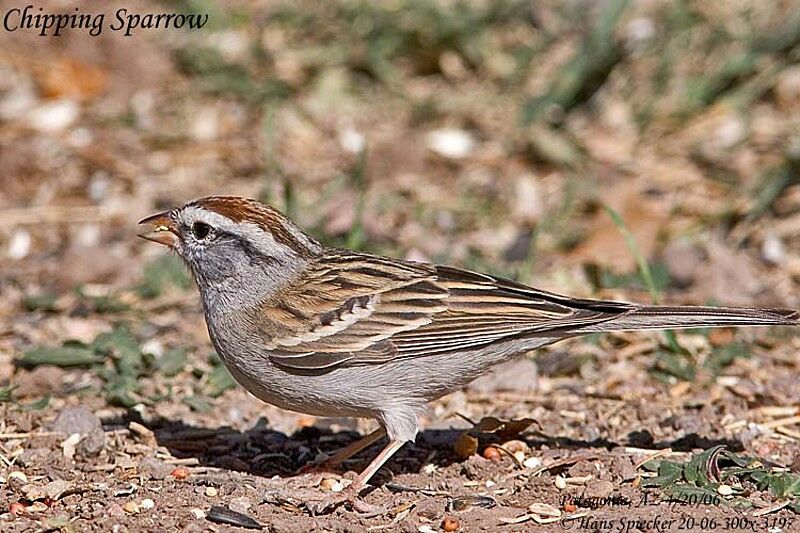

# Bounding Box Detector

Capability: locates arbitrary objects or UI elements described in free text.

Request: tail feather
[579,305,800,333]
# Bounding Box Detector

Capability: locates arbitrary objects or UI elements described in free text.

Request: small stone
[418,526,436,533]
[762,234,785,265]
[61,433,81,460]
[209,30,248,61]
[415,499,441,520]
[8,229,31,259]
[483,446,501,461]
[140,340,163,358]
[123,501,140,514]
[502,440,529,454]
[106,503,126,518]
[625,17,655,51]
[583,479,614,499]
[320,477,339,492]
[129,422,156,445]
[21,483,46,501]
[170,467,190,480]
[718,484,734,496]
[139,457,172,480]
[528,502,561,517]
[0,81,37,120]
[776,66,800,108]
[140,498,155,510]
[442,517,460,532]
[25,501,47,513]
[228,496,252,514]
[51,406,105,456]
[662,240,703,288]
[555,476,567,490]
[27,99,79,132]
[713,115,747,150]
[523,456,542,469]
[426,129,475,159]
[190,108,219,141]
[339,127,365,153]
[189,508,206,519]
[512,174,543,224]
[45,480,71,500]
[9,471,28,483]
[205,486,218,497]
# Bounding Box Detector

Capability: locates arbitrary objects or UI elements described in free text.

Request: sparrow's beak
[137,211,179,248]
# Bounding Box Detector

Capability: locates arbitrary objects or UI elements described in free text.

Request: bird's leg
[297,427,386,474]
[308,438,406,515]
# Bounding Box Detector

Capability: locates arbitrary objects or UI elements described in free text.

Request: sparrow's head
[139,196,322,295]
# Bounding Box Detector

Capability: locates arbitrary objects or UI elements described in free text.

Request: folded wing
[261,252,632,371]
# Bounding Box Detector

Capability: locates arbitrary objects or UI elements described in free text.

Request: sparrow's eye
[191,221,212,240]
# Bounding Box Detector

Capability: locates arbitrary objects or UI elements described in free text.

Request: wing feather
[258,252,630,370]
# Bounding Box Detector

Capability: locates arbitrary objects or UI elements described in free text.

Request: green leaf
[645,460,684,487]
[92,326,142,376]
[0,385,16,402]
[767,473,800,498]
[704,342,749,374]
[137,255,192,299]
[23,293,58,312]
[640,459,662,472]
[157,349,188,377]
[105,374,140,407]
[92,294,130,313]
[720,450,751,468]
[684,445,724,487]
[20,346,102,367]
[207,365,236,397]
[23,395,50,411]
[184,395,213,412]
[750,470,770,488]
[652,351,696,382]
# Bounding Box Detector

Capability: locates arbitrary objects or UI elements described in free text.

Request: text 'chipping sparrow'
[139,196,799,513]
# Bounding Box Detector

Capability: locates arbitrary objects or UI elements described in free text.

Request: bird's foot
[306,476,384,516]
[307,482,357,515]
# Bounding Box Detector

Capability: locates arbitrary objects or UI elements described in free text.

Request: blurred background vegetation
[1,0,800,409]
[3,3,800,524]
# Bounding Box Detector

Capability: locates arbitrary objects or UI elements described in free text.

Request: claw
[308,484,360,515]
[307,482,387,516]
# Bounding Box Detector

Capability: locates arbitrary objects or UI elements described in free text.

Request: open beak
[137,211,179,248]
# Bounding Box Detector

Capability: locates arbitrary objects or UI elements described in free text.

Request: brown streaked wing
[266,252,449,370]
[265,255,632,371]
[384,265,632,359]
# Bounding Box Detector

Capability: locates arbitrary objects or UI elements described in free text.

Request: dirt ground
[2,0,800,531]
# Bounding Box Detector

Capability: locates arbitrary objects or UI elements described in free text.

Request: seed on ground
[442,517,460,531]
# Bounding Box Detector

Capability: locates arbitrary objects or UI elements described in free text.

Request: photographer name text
[3,5,209,37]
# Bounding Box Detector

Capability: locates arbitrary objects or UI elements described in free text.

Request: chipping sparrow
[139,196,798,513]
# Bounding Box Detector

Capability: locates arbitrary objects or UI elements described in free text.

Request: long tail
[576,305,800,333]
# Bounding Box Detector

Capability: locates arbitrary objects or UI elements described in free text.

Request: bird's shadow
[110,411,744,483]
